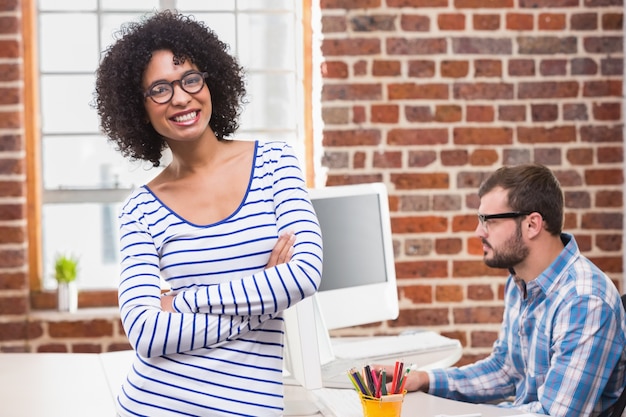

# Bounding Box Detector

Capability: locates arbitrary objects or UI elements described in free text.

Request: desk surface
[0,350,537,417]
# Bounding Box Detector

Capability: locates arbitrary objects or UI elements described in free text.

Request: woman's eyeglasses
[144,71,208,104]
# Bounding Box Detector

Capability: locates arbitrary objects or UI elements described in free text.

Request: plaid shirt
[429,234,626,417]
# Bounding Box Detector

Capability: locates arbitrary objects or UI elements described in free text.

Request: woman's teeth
[173,111,197,122]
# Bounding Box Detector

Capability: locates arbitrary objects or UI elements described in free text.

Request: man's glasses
[477,211,533,231]
[144,71,208,104]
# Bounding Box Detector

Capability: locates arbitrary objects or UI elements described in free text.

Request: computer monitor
[310,182,399,330]
[282,182,399,414]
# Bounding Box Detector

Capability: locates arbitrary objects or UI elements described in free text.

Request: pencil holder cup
[358,391,406,417]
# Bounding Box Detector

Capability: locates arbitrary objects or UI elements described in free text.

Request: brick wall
[318,0,624,364]
[0,0,623,364]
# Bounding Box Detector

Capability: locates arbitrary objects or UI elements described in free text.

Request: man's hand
[376,364,430,393]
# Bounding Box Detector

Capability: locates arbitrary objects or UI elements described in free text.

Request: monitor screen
[310,182,399,330]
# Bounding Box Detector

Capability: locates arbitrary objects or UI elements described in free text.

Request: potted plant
[54,253,79,312]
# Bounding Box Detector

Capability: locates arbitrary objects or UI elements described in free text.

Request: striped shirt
[429,234,626,417]
[116,141,323,416]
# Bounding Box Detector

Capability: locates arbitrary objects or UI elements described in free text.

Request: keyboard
[332,331,460,360]
[321,331,461,388]
[313,388,363,417]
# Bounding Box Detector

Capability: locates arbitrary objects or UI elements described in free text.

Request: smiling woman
[35,1,308,291]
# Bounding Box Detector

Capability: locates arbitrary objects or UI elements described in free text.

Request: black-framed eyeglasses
[143,71,208,104]
[477,211,533,230]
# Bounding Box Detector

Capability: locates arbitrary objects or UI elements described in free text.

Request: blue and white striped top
[116,141,323,416]
[428,234,626,417]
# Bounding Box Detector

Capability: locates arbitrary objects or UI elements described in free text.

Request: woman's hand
[160,232,295,312]
[161,293,175,312]
[265,231,295,269]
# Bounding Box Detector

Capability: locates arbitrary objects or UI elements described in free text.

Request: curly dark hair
[94,10,246,167]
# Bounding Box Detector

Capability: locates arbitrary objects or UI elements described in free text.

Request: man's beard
[483,223,529,269]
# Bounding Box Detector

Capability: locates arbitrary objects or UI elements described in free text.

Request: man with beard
[382,164,626,417]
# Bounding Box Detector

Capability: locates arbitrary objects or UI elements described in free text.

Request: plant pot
[58,281,78,313]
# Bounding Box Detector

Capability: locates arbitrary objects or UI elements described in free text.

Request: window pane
[193,13,237,52]
[38,0,97,11]
[238,0,294,10]
[42,203,122,290]
[39,13,99,72]
[241,72,297,130]
[42,135,160,189]
[176,0,234,11]
[100,12,159,51]
[100,0,159,10]
[237,12,295,71]
[40,74,99,134]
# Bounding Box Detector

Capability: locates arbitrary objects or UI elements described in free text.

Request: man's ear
[525,212,543,239]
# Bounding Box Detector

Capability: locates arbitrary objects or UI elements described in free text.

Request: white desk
[0,353,116,417]
[1,350,523,417]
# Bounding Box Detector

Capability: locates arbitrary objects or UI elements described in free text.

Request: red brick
[456,0,514,7]
[401,285,432,303]
[320,0,381,9]
[453,306,505,324]
[408,60,435,77]
[391,173,450,190]
[435,105,462,122]
[470,149,499,166]
[438,13,465,30]
[322,83,382,101]
[435,238,463,254]
[538,13,566,30]
[452,260,508,277]
[566,148,594,165]
[372,151,402,168]
[518,126,576,143]
[392,215,448,232]
[389,83,448,100]
[400,14,430,31]
[593,102,621,121]
[506,13,533,30]
[596,234,622,251]
[467,284,495,300]
[454,127,513,145]
[372,60,401,76]
[598,146,623,163]
[321,38,381,56]
[436,285,464,302]
[48,319,114,338]
[392,308,450,327]
[453,82,513,100]
[371,104,399,123]
[470,330,499,347]
[441,149,469,166]
[596,190,624,207]
[467,105,495,122]
[584,169,623,185]
[323,129,381,146]
[473,14,500,30]
[441,60,469,78]
[474,60,502,77]
[407,150,437,167]
[387,128,448,145]
[321,61,349,78]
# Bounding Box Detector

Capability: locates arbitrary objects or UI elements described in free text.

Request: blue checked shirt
[428,234,626,417]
